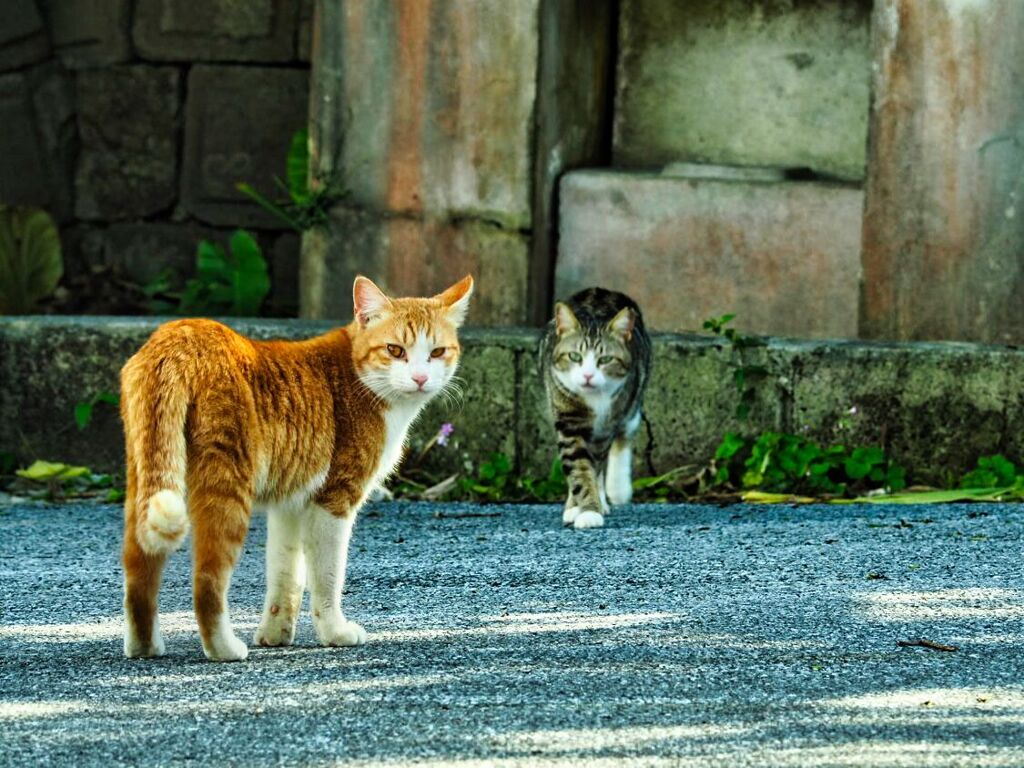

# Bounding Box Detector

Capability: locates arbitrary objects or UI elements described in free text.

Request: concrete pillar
[861,0,1024,343]
[302,0,613,325]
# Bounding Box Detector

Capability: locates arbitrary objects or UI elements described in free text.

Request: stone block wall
[0,0,311,316]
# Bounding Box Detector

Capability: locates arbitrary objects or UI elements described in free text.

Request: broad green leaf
[16,460,90,482]
[742,490,816,504]
[715,432,746,460]
[228,229,270,316]
[0,207,63,314]
[848,487,1016,504]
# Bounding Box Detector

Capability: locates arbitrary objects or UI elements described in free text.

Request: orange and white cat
[120,275,473,661]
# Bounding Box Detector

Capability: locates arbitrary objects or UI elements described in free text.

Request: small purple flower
[437,422,455,447]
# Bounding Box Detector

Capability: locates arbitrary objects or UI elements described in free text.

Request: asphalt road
[1,500,1023,767]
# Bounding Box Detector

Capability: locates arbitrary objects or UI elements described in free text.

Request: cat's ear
[607,307,635,341]
[353,276,392,328]
[435,275,474,327]
[554,302,581,336]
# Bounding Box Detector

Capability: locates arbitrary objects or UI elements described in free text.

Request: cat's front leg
[301,504,367,647]
[255,508,305,647]
[561,458,606,530]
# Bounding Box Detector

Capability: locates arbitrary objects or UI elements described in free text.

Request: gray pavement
[1,500,1023,767]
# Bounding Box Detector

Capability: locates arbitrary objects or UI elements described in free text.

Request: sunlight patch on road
[854,588,1024,620]
[378,611,681,642]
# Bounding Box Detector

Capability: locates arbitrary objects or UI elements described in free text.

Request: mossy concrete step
[2,316,1023,484]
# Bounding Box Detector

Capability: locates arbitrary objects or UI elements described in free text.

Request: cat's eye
[567,352,583,363]
[386,344,405,359]
[598,355,615,365]
[430,347,446,359]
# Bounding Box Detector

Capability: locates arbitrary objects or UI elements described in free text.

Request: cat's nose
[583,373,594,383]
[412,373,429,389]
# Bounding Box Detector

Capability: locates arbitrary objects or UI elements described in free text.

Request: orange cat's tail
[121,353,191,556]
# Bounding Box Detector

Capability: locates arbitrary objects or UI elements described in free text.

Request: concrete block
[791,341,1019,485]
[181,65,309,227]
[557,170,862,338]
[296,0,312,62]
[615,0,871,180]
[0,64,75,221]
[0,0,49,72]
[75,66,181,221]
[133,0,297,62]
[301,207,529,326]
[861,0,1024,344]
[310,0,537,227]
[40,0,131,69]
[270,232,300,316]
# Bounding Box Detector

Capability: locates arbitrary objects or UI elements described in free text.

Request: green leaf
[74,402,92,431]
[0,206,63,314]
[16,460,90,482]
[715,432,746,461]
[96,391,119,406]
[286,129,310,204]
[847,487,1016,504]
[228,229,270,316]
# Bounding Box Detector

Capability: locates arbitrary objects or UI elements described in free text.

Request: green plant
[960,454,1018,488]
[458,452,512,502]
[147,229,271,317]
[702,314,768,420]
[0,206,63,314]
[74,390,119,430]
[713,431,906,497]
[13,459,123,502]
[519,458,568,502]
[236,129,341,232]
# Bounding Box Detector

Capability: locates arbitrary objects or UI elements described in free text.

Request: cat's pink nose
[583,373,594,383]
[412,373,429,389]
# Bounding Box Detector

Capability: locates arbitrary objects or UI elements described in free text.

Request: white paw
[316,617,367,648]
[562,505,581,526]
[573,510,605,529]
[254,610,297,647]
[606,472,633,506]
[124,613,165,658]
[203,631,249,662]
[124,632,165,659]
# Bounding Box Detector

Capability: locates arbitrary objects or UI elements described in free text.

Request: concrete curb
[1,316,1022,483]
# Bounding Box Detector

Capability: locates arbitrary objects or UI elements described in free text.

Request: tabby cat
[540,287,652,529]
[120,275,473,661]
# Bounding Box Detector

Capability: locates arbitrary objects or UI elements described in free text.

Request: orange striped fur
[121,275,473,661]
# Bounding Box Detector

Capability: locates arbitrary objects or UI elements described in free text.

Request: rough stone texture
[615,0,871,181]
[76,222,223,285]
[270,232,301,316]
[301,208,530,326]
[181,65,309,227]
[861,0,1024,344]
[309,1,538,228]
[4,318,1022,487]
[132,0,298,62]
[528,0,616,325]
[75,66,181,221]
[296,0,312,62]
[0,0,50,72]
[557,170,863,337]
[0,63,75,220]
[40,0,132,69]
[791,340,1023,487]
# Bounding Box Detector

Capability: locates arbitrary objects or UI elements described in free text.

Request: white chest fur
[374,401,425,486]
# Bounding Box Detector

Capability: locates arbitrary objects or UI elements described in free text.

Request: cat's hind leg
[302,505,366,647]
[254,508,305,647]
[189,482,253,662]
[123,462,170,658]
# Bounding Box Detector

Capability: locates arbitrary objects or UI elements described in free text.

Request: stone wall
[0,0,311,316]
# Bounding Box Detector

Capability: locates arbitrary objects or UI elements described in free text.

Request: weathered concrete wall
[303,0,615,326]
[615,0,872,180]
[861,0,1024,344]
[0,0,311,316]
[3,317,1023,487]
[557,170,863,337]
